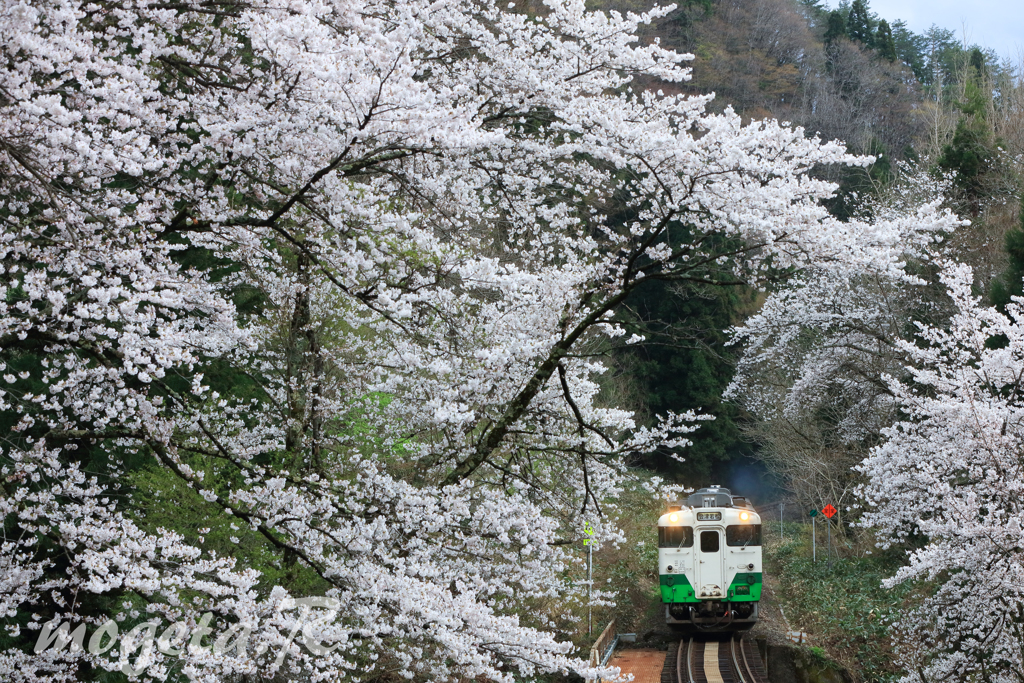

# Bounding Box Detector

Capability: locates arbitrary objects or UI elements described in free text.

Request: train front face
[658,486,762,632]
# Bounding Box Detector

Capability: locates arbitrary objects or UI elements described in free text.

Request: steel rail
[740,635,758,683]
[675,637,697,683]
[670,635,766,683]
[729,638,745,679]
[729,637,747,683]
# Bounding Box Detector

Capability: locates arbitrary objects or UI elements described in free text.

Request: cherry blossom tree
[725,162,959,520]
[0,0,959,680]
[725,266,918,516]
[858,262,1024,683]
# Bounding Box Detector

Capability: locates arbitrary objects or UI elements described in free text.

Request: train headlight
[669,513,678,523]
[739,512,749,521]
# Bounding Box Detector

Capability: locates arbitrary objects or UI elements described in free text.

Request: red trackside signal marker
[821,504,837,519]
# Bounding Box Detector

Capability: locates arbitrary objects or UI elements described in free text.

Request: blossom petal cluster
[857,263,1024,681]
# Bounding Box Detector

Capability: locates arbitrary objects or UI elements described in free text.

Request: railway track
[660,636,768,683]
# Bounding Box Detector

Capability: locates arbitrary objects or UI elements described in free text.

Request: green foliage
[798,0,831,21]
[917,27,997,92]
[937,76,995,211]
[589,0,712,49]
[990,199,1024,310]
[875,19,896,62]
[768,534,916,682]
[127,463,328,596]
[934,48,996,214]
[823,11,847,48]
[969,47,989,82]
[593,475,665,635]
[663,0,714,48]
[548,471,664,650]
[623,277,753,483]
[845,0,873,46]
[821,162,885,222]
[922,25,960,86]
[891,20,927,81]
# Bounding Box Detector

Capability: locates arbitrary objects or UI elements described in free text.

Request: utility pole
[588,539,593,635]
[780,503,785,543]
[827,515,833,569]
[812,513,816,563]
[583,521,594,636]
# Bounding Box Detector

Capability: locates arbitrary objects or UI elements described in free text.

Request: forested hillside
[585,0,1024,491]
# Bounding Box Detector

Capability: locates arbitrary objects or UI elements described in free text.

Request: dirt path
[606,648,666,683]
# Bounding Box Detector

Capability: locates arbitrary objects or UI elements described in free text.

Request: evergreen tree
[799,0,829,15]
[876,19,897,62]
[846,0,874,46]
[622,259,754,483]
[991,199,1024,311]
[922,26,973,91]
[937,49,994,215]
[599,192,753,484]
[824,10,848,47]
[662,0,714,49]
[892,20,928,81]
[969,47,989,81]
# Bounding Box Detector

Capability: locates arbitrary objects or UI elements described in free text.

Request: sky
[828,0,1024,61]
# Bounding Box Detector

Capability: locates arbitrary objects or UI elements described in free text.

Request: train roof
[666,486,756,512]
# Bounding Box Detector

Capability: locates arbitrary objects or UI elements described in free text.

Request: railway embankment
[757,523,911,681]
[764,645,853,683]
[749,552,854,681]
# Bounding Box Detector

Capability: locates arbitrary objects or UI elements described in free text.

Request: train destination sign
[696,511,722,521]
[821,504,837,519]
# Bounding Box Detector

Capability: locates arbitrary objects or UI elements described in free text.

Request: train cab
[658,486,762,632]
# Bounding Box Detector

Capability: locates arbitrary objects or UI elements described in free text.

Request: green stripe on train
[727,572,762,601]
[659,572,762,603]
[659,574,699,603]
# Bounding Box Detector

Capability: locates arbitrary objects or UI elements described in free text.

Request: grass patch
[766,525,914,682]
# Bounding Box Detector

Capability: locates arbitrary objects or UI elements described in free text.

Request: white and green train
[658,486,762,632]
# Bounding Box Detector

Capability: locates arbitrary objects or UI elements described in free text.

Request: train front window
[726,525,762,547]
[658,526,693,548]
[700,530,719,553]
